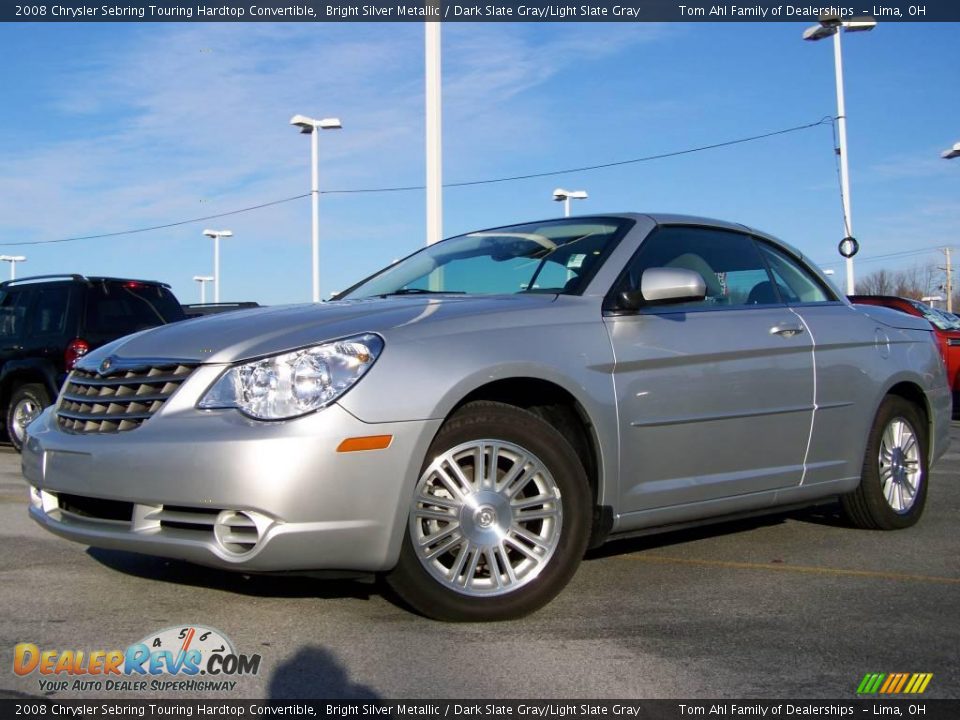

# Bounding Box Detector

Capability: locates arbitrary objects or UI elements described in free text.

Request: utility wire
[0,118,834,248]
[818,244,952,268]
[0,194,311,247]
[323,117,836,194]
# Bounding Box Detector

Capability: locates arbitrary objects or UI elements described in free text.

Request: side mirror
[618,267,707,310]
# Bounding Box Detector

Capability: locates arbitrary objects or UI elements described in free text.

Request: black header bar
[2,0,958,23]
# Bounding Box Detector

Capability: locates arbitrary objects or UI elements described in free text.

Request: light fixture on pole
[943,142,960,160]
[0,255,26,280]
[202,229,233,304]
[290,114,342,303]
[193,275,214,304]
[553,188,588,217]
[804,13,876,295]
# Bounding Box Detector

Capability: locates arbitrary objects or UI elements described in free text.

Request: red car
[849,295,960,411]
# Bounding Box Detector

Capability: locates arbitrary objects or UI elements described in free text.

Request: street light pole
[804,15,876,295]
[832,30,857,295]
[311,124,320,301]
[425,21,443,247]
[0,255,26,280]
[193,275,214,304]
[945,142,959,311]
[553,188,588,217]
[202,230,232,303]
[291,114,342,303]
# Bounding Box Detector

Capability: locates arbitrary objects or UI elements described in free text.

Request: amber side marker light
[337,435,394,452]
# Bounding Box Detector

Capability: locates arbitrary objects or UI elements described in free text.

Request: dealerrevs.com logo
[13,625,261,693]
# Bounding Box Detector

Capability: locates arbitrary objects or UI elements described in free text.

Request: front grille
[57,362,196,433]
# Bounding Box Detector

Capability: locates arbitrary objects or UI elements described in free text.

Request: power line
[0,194,311,247]
[323,117,836,194]
[0,118,834,248]
[818,245,951,268]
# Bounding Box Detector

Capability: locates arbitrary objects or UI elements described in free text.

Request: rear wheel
[841,396,928,530]
[387,401,591,621]
[6,383,51,452]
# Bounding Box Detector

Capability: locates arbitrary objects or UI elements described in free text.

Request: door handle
[770,324,805,337]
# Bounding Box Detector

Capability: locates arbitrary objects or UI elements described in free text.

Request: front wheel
[6,383,51,453]
[841,396,928,530]
[387,401,591,621]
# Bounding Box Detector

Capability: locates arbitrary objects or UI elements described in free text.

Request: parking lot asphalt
[1,426,958,701]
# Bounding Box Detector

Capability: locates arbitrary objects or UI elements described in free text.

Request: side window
[617,226,781,310]
[758,243,834,304]
[0,290,30,340]
[26,286,70,336]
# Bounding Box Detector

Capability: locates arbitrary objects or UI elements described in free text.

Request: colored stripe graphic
[858,673,932,694]
[857,674,877,693]
[857,673,886,694]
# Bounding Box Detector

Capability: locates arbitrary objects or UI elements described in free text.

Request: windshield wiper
[378,289,466,297]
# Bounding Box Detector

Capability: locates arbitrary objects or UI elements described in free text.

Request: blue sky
[0,21,958,305]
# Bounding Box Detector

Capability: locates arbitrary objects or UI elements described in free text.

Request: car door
[603,225,815,515]
[756,241,881,486]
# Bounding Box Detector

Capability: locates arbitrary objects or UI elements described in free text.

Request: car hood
[78,295,560,366]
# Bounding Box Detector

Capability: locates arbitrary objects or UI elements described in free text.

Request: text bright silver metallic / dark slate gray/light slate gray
[22,214,951,621]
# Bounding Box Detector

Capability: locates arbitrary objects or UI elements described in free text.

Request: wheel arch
[883,380,934,462]
[0,364,58,415]
[446,377,614,547]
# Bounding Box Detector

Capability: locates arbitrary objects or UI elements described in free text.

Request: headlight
[198,333,383,420]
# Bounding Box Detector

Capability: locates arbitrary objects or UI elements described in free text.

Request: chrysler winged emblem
[98,357,114,375]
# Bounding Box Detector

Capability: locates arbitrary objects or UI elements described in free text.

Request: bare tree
[855,262,940,300]
[855,268,894,295]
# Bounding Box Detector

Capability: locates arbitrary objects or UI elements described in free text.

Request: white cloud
[0,22,669,302]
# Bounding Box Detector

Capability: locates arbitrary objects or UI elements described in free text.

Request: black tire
[387,400,592,622]
[6,383,52,453]
[841,396,928,530]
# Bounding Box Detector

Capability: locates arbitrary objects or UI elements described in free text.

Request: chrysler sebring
[23,214,951,621]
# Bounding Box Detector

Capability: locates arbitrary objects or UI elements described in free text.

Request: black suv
[0,275,185,451]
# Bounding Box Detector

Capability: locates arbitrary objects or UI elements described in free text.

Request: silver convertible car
[23,214,951,621]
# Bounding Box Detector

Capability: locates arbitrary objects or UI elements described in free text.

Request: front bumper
[23,365,442,572]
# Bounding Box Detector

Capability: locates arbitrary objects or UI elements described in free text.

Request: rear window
[83,282,184,337]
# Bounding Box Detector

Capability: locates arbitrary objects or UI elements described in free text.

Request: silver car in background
[23,214,951,621]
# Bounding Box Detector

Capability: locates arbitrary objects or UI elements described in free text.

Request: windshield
[338,218,632,300]
[908,300,960,331]
[84,282,185,337]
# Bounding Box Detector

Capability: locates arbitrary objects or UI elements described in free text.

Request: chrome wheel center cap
[891,448,906,484]
[474,506,497,528]
[459,490,512,546]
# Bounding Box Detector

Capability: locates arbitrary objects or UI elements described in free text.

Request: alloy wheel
[11,397,41,445]
[878,417,922,514]
[410,439,563,597]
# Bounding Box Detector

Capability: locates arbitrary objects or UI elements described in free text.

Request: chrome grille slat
[61,392,172,404]
[58,409,155,422]
[65,372,191,388]
[57,363,196,434]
